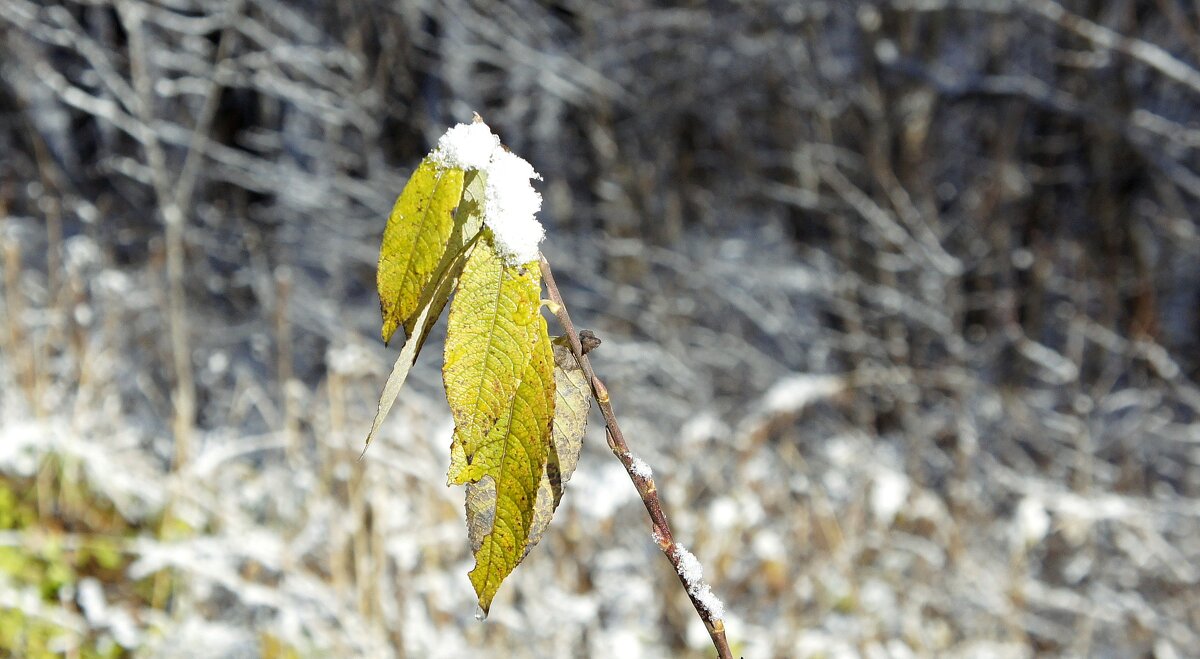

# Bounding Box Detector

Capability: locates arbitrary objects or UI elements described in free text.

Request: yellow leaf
[377,158,465,344]
[363,246,469,451]
[465,330,553,612]
[443,236,554,612]
[524,343,591,554]
[465,343,591,561]
[364,171,485,452]
[443,235,543,483]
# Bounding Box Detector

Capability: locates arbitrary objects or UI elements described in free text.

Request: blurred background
[1,0,1199,657]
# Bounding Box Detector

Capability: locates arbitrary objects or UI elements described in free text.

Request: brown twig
[539,255,733,659]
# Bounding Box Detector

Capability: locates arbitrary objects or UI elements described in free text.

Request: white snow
[1014,497,1050,547]
[870,467,910,525]
[430,122,500,171]
[673,544,725,621]
[77,578,108,626]
[482,148,544,264]
[569,461,639,519]
[428,120,546,265]
[752,529,786,561]
[77,578,141,648]
[692,583,726,620]
[674,544,704,584]
[326,341,381,377]
[628,454,653,479]
[763,373,844,415]
[708,496,739,530]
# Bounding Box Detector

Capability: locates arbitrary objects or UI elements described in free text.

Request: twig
[1025,0,1200,96]
[120,0,194,471]
[539,255,734,659]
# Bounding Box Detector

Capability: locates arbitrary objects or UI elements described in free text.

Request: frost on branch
[429,120,545,265]
[672,543,726,621]
[628,454,653,479]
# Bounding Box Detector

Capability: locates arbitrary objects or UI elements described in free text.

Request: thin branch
[1026,0,1200,96]
[539,254,734,659]
[119,0,195,471]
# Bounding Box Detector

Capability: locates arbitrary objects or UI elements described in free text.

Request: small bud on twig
[579,329,602,355]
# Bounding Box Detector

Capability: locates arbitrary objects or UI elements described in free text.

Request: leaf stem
[539,255,734,659]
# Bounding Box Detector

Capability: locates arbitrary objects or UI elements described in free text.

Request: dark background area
[0,1,1198,657]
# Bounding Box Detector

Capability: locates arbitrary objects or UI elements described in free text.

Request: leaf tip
[469,568,498,615]
[381,317,398,345]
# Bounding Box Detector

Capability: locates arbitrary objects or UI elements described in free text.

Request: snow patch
[763,373,844,415]
[708,496,739,530]
[428,120,545,265]
[77,578,141,648]
[1014,497,1050,548]
[672,544,726,621]
[483,149,544,264]
[870,467,910,525]
[692,582,725,620]
[628,454,653,479]
[326,341,381,377]
[675,544,704,584]
[569,461,639,519]
[430,122,500,171]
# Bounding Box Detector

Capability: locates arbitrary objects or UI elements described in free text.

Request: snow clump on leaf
[429,120,545,265]
[482,148,544,265]
[430,122,500,171]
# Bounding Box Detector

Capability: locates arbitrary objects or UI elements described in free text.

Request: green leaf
[377,157,465,344]
[443,236,554,612]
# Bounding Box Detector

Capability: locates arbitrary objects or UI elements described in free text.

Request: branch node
[593,377,610,404]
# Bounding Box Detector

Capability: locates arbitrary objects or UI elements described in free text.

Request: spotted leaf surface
[377,157,465,344]
[443,237,554,612]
